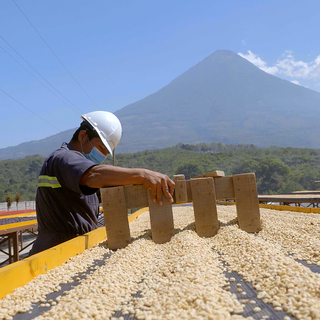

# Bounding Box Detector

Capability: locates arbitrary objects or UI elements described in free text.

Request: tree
[232,159,259,175]
[15,193,22,210]
[5,195,13,211]
[175,161,204,179]
[255,158,290,194]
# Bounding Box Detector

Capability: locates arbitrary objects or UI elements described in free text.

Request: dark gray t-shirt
[30,142,99,255]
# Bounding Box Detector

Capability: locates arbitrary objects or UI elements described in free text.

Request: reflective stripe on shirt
[38,175,62,188]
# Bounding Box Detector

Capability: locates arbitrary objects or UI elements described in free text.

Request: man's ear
[78,130,88,144]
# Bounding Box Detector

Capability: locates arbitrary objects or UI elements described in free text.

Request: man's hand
[142,169,175,206]
[80,165,175,206]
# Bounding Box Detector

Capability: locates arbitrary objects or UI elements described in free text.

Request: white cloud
[275,50,317,79]
[238,50,320,81]
[238,50,278,75]
[290,80,300,85]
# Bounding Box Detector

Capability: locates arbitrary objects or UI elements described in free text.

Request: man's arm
[80,165,175,206]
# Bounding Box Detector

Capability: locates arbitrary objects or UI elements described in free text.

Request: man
[29,111,175,255]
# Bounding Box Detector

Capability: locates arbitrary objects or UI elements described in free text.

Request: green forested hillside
[0,154,44,202]
[110,143,320,194]
[2,143,320,202]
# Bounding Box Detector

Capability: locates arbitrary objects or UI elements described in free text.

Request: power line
[12,0,99,108]
[0,40,82,115]
[0,35,83,114]
[0,88,60,132]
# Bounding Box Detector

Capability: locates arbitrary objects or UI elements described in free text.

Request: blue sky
[1,0,320,149]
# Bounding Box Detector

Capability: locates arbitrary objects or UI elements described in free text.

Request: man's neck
[69,141,81,153]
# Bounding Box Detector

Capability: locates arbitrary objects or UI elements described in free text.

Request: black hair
[70,120,99,143]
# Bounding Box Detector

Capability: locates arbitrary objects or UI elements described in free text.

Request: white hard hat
[81,111,122,156]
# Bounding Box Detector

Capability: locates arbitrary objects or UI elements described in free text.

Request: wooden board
[101,186,131,250]
[148,192,175,244]
[0,220,38,235]
[124,184,148,208]
[233,173,261,233]
[111,175,234,207]
[258,194,320,203]
[173,175,188,204]
[0,212,36,219]
[195,170,225,178]
[213,177,234,200]
[190,177,219,237]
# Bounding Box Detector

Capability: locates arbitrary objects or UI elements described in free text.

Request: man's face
[88,137,110,156]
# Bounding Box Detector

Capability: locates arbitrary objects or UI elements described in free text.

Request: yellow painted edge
[0,212,36,219]
[259,203,320,214]
[0,207,148,299]
[217,200,320,214]
[0,226,107,299]
[84,225,107,248]
[0,220,37,231]
[128,207,149,223]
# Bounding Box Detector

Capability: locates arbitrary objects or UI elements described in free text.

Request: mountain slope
[0,129,75,160]
[114,50,320,152]
[1,49,320,159]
